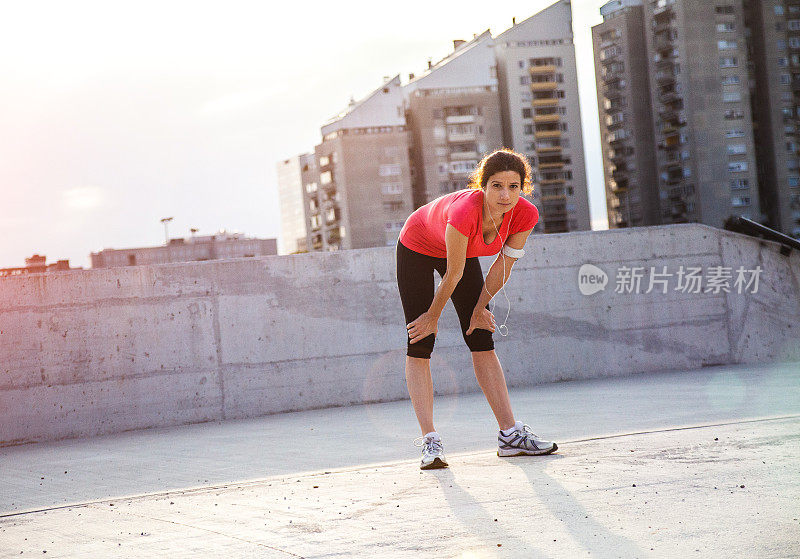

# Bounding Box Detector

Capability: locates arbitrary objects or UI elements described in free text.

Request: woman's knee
[407,334,436,359]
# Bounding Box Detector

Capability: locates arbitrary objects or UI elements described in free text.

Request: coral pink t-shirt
[398,189,539,258]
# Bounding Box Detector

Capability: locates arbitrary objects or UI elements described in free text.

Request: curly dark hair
[466,148,534,195]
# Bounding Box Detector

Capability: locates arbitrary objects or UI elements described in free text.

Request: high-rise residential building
[645,0,761,227]
[277,0,595,249]
[592,0,660,228]
[747,0,800,237]
[494,0,592,233]
[592,0,800,233]
[311,76,414,250]
[404,31,504,206]
[276,153,315,254]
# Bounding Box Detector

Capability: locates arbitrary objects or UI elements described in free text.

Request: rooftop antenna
[160,217,173,244]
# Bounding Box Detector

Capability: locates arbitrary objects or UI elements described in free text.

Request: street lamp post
[160,217,174,245]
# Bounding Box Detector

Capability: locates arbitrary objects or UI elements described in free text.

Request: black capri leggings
[396,239,494,359]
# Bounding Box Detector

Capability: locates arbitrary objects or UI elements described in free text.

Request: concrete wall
[1,223,798,446]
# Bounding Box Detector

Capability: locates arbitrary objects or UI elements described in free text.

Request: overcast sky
[0,0,608,269]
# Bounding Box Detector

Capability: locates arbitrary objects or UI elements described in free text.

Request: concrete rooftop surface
[1,361,799,558]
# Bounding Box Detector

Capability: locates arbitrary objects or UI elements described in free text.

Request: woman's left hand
[466,308,496,336]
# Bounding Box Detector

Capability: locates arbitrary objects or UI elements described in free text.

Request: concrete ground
[1,361,799,557]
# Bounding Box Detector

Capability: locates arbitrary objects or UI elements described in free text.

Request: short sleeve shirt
[398,189,539,258]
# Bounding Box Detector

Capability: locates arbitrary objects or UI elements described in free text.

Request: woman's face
[483,170,522,215]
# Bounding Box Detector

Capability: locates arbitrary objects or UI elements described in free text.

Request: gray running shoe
[498,421,558,457]
[414,432,449,470]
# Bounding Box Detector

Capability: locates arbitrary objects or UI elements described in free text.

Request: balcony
[659,89,681,104]
[530,81,558,91]
[532,98,559,107]
[445,115,476,125]
[530,65,557,74]
[543,207,569,218]
[533,114,560,124]
[534,130,562,139]
[540,178,566,185]
[655,71,677,85]
[539,161,565,169]
[447,132,477,143]
[450,150,479,160]
[536,145,562,153]
[611,169,629,182]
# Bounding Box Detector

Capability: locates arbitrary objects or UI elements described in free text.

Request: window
[778,39,787,50]
[730,178,749,189]
[381,183,403,195]
[522,107,532,118]
[382,200,403,211]
[718,40,737,50]
[715,5,734,14]
[717,22,735,32]
[721,75,740,85]
[720,57,738,68]
[524,124,534,135]
[378,164,401,177]
[779,57,789,67]
[520,76,530,85]
[723,91,742,102]
[518,60,525,69]
[726,129,745,138]
[782,73,792,84]
[727,144,747,155]
[432,109,443,119]
[776,5,785,15]
[320,170,332,185]
[725,109,744,119]
[728,161,748,172]
[789,176,800,187]
[732,196,751,206]
[791,37,800,48]
[790,19,800,30]
[450,160,477,174]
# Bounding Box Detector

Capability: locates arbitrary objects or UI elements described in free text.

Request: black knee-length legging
[396,240,494,359]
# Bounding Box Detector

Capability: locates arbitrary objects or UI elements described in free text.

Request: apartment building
[310,76,414,250]
[592,0,660,228]
[593,0,792,232]
[494,0,592,233]
[276,153,315,254]
[404,31,504,207]
[277,0,593,250]
[747,0,800,237]
[90,232,277,268]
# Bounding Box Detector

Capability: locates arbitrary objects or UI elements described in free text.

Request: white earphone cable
[483,201,512,337]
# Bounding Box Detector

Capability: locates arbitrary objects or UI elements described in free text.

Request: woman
[395,148,558,470]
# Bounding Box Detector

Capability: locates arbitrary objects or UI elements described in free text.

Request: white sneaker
[414,431,449,470]
[497,421,558,457]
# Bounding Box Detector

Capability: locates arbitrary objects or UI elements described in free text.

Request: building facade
[278,0,594,251]
[494,0,592,233]
[591,0,800,235]
[747,0,800,237]
[592,0,661,229]
[90,232,277,268]
[310,76,415,250]
[276,153,314,254]
[404,31,505,206]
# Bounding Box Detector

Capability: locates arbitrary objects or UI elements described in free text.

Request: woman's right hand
[407,311,439,344]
